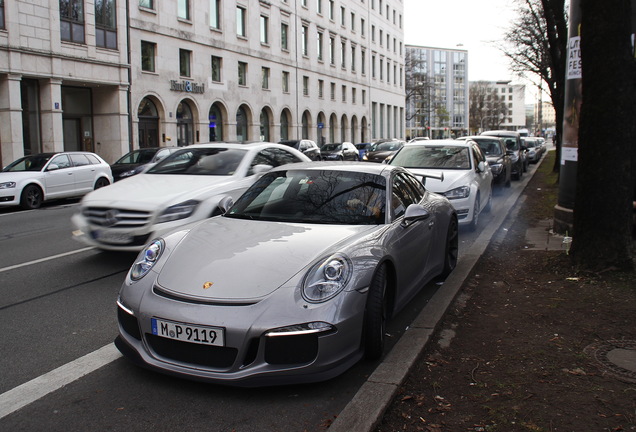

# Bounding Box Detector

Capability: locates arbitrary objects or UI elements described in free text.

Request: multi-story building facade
[0,0,405,167]
[0,0,130,166]
[405,45,468,139]
[469,80,526,133]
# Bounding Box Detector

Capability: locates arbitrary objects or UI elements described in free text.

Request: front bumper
[115,284,368,386]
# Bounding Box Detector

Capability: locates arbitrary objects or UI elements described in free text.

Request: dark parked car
[320,142,359,161]
[458,136,512,187]
[480,130,525,180]
[279,139,321,161]
[362,139,406,163]
[111,147,179,181]
[521,137,543,163]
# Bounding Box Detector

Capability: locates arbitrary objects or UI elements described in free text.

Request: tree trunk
[571,0,635,270]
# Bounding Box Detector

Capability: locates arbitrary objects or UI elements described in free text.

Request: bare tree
[571,0,635,270]
[469,81,509,133]
[405,49,434,136]
[501,0,568,172]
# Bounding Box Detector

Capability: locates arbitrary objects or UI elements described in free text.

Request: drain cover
[584,340,636,384]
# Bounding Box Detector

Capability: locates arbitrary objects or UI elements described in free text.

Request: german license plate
[92,230,133,244]
[151,318,225,346]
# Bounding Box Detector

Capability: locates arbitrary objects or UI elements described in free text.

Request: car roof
[404,139,473,148]
[481,130,520,137]
[182,142,290,150]
[268,160,403,176]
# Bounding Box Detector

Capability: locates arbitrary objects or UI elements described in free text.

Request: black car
[362,139,406,163]
[320,142,359,161]
[459,136,512,187]
[110,147,179,181]
[480,130,525,180]
[279,139,322,161]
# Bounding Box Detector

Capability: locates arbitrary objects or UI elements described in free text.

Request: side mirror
[217,196,234,214]
[402,204,430,226]
[252,164,273,175]
[46,164,60,171]
[477,161,486,172]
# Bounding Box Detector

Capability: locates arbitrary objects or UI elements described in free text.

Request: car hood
[80,173,236,209]
[366,150,395,160]
[0,171,43,182]
[405,168,473,194]
[156,217,375,301]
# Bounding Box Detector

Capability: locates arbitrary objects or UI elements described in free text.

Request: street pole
[553,0,582,234]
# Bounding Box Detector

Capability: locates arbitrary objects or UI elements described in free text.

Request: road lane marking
[0,247,94,274]
[0,343,122,419]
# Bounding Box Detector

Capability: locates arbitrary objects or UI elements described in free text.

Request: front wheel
[440,217,459,278]
[469,195,480,231]
[363,264,388,360]
[20,184,43,209]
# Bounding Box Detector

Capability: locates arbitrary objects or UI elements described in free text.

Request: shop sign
[170,80,205,94]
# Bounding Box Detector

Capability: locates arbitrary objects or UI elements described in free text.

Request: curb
[328,157,541,432]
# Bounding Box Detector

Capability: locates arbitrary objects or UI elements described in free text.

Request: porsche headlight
[0,182,16,189]
[490,163,503,175]
[157,200,200,223]
[130,239,164,281]
[444,186,470,200]
[302,254,352,303]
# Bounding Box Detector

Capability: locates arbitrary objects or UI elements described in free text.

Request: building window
[318,80,324,98]
[141,41,156,72]
[352,88,356,104]
[362,89,366,105]
[238,61,247,86]
[342,85,346,102]
[281,23,289,50]
[302,25,308,56]
[60,0,85,44]
[329,36,335,65]
[210,0,220,29]
[1,0,6,29]
[260,15,269,44]
[211,56,222,82]
[361,18,365,36]
[361,49,366,75]
[328,0,334,20]
[301,0,307,7]
[341,41,346,68]
[351,46,356,72]
[303,76,309,96]
[317,31,324,61]
[236,6,246,37]
[282,71,290,93]
[372,54,376,78]
[330,82,336,101]
[317,0,322,14]
[371,25,375,42]
[139,0,154,9]
[95,0,117,49]
[340,6,345,26]
[350,12,355,31]
[262,67,270,89]
[179,49,191,77]
[178,0,190,20]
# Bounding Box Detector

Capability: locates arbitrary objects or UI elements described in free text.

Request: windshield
[114,149,157,165]
[322,144,342,151]
[2,154,55,172]
[390,146,471,170]
[226,170,387,225]
[476,139,503,156]
[147,148,246,175]
[369,141,403,152]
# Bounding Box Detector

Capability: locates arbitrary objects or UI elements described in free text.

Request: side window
[269,147,304,165]
[249,148,303,176]
[48,155,71,170]
[391,173,418,219]
[86,154,101,165]
[402,172,425,201]
[471,145,483,169]
[70,154,91,167]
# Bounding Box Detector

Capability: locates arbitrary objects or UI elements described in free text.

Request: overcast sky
[403,0,518,82]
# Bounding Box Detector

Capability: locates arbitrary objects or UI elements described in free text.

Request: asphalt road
[0,162,538,431]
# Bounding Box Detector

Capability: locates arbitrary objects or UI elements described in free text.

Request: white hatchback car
[0,152,113,210]
[389,139,493,230]
[71,142,311,251]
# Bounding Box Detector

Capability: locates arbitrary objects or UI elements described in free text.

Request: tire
[94,177,110,190]
[20,184,43,209]
[483,186,493,213]
[440,217,459,278]
[469,195,480,231]
[363,263,388,360]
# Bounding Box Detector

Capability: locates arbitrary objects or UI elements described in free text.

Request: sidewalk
[330,151,636,431]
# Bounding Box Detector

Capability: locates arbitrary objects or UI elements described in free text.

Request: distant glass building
[405,45,468,139]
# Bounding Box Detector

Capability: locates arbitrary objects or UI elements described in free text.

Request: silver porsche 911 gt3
[115,162,458,386]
